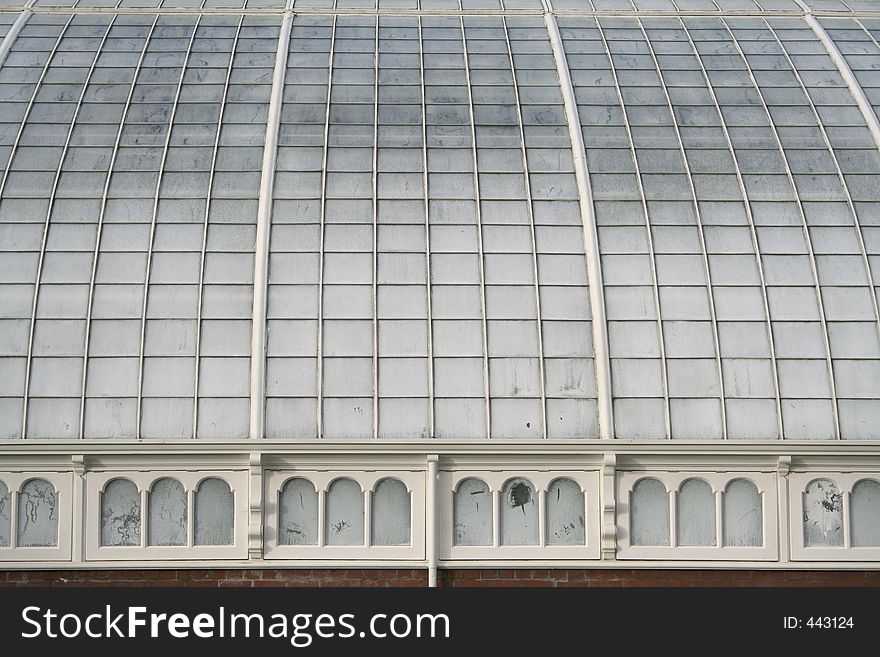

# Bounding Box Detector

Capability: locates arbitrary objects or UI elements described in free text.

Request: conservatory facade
[0,0,879,583]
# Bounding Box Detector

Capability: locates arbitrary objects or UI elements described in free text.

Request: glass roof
[0,5,878,441]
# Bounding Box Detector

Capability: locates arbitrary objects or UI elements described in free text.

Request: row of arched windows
[0,478,57,549]
[803,479,880,548]
[279,477,411,547]
[453,477,586,547]
[100,477,234,547]
[630,477,763,547]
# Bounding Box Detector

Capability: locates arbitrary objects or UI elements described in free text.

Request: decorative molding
[601,453,616,560]
[248,452,264,560]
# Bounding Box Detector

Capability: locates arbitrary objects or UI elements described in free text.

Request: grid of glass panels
[266,14,596,439]
[0,13,273,439]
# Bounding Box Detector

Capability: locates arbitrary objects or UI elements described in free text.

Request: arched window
[677,479,715,547]
[500,478,538,546]
[371,478,411,546]
[546,478,585,546]
[325,478,364,546]
[723,479,762,547]
[850,479,880,547]
[101,478,141,547]
[279,478,318,546]
[803,479,843,547]
[631,478,669,546]
[148,478,187,547]
[0,480,9,547]
[195,478,234,546]
[453,478,491,546]
[17,478,58,547]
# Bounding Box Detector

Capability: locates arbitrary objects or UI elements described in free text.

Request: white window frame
[790,472,880,562]
[439,470,600,560]
[616,471,778,561]
[0,471,72,562]
[85,470,248,561]
[263,470,425,560]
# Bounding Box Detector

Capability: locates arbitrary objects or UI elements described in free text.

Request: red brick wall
[1,569,878,587]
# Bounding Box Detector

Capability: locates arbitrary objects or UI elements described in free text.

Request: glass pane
[371,478,411,546]
[194,478,234,546]
[0,480,9,547]
[17,479,58,547]
[723,479,763,547]
[101,478,141,547]
[851,479,880,548]
[453,477,492,546]
[325,478,364,546]
[631,478,669,546]
[803,479,843,547]
[148,478,186,547]
[677,478,716,547]
[546,478,585,546]
[279,477,318,546]
[500,478,538,546]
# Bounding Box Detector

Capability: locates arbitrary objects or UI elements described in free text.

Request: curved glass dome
[0,2,878,441]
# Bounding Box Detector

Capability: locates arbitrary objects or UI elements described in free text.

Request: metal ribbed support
[0,4,31,69]
[545,13,615,440]
[250,12,293,441]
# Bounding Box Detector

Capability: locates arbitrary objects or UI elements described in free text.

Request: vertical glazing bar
[721,17,841,439]
[501,15,548,439]
[460,13,492,440]
[193,16,246,440]
[768,21,880,337]
[317,15,337,439]
[812,17,880,149]
[251,12,293,440]
[637,18,727,438]
[10,15,116,440]
[0,14,80,439]
[418,17,436,440]
[372,15,379,440]
[545,14,615,439]
[136,16,203,439]
[679,17,784,440]
[79,16,160,440]
[594,17,672,439]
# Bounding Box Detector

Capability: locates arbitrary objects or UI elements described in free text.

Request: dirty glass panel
[500,478,538,546]
[101,478,141,547]
[452,477,492,546]
[546,478,585,546]
[0,481,9,547]
[371,478,411,546]
[803,478,843,547]
[17,478,58,547]
[279,477,318,546]
[194,477,234,546]
[325,477,364,546]
[147,477,186,547]
[631,477,669,546]
[851,479,880,548]
[677,478,716,547]
[723,478,762,547]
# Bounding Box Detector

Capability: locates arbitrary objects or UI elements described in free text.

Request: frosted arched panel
[723,479,762,547]
[195,478,234,546]
[546,478,585,546]
[500,478,538,546]
[0,481,9,547]
[677,479,715,547]
[148,478,187,547]
[279,478,318,546]
[850,480,880,548]
[18,479,58,547]
[631,478,669,546]
[453,478,492,546]
[101,479,140,547]
[371,478,410,546]
[325,478,364,546]
[803,479,843,547]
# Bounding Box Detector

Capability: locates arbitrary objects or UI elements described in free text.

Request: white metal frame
[616,471,778,561]
[0,471,72,561]
[439,470,601,560]
[790,471,880,561]
[263,469,426,560]
[85,470,248,561]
